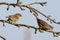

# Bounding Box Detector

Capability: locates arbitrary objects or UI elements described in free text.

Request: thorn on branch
[3,20,5,26]
[17,0,20,4]
[35,28,38,34]
[7,4,10,11]
[17,0,22,4]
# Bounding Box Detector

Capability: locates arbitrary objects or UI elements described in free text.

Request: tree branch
[0,1,60,37]
[28,2,47,6]
[0,35,6,40]
[0,20,60,37]
[0,20,38,34]
[0,2,60,25]
[30,7,60,25]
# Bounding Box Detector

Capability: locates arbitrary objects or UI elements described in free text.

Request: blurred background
[0,0,60,40]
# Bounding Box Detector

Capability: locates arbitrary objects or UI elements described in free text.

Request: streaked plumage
[6,13,22,24]
[37,19,53,32]
[33,14,53,32]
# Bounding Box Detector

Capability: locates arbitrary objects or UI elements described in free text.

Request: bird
[37,19,53,32]
[6,13,22,24]
[33,14,53,32]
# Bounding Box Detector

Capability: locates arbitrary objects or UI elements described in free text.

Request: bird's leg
[7,20,14,24]
[39,27,44,33]
[10,20,16,24]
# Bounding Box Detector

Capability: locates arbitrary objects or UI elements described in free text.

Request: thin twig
[31,8,60,25]
[0,35,6,40]
[28,2,47,6]
[17,0,20,4]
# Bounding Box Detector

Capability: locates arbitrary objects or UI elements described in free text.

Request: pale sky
[0,0,60,40]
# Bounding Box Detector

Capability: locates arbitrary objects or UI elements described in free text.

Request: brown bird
[37,19,53,32]
[33,14,53,32]
[6,13,22,24]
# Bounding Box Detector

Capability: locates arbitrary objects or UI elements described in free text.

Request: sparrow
[33,14,53,32]
[6,13,22,24]
[37,19,53,32]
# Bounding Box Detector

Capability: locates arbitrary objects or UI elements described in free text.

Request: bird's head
[16,13,22,17]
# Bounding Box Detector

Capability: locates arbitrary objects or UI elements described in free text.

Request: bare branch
[0,20,38,34]
[0,20,35,28]
[0,2,59,25]
[0,35,6,40]
[30,7,60,25]
[0,1,60,37]
[28,2,47,6]
[0,20,60,37]
[0,2,60,28]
